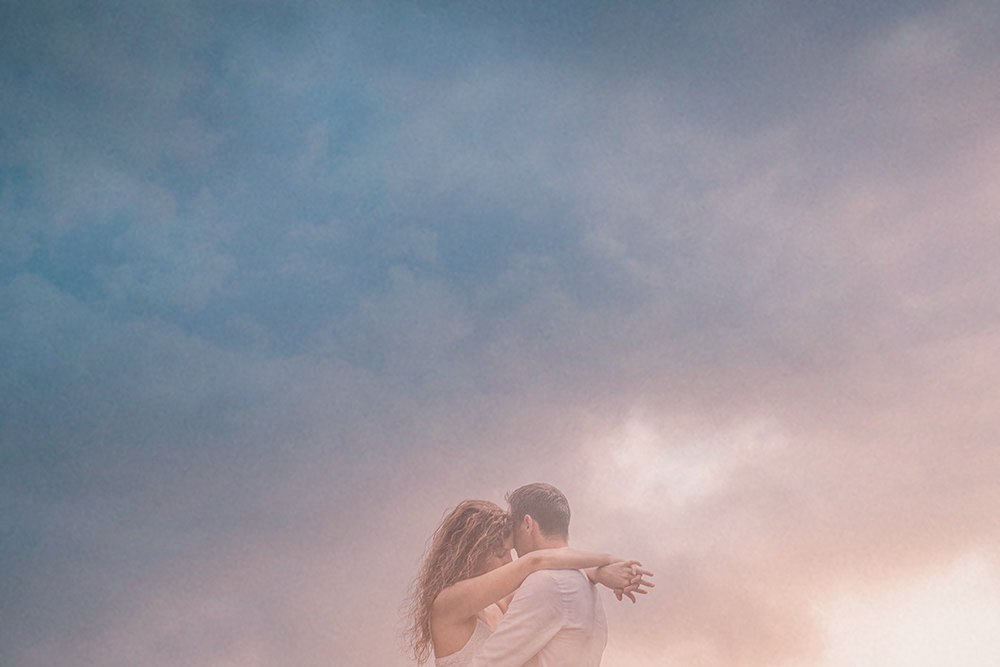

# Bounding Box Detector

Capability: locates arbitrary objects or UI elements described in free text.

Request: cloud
[818,550,1000,667]
[3,1,1000,666]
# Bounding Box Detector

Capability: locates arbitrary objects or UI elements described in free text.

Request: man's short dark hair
[506,482,571,539]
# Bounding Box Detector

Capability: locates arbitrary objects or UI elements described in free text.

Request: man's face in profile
[512,515,531,557]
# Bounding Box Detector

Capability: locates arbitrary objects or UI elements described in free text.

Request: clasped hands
[593,559,654,603]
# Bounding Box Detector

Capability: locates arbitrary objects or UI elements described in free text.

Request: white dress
[435,618,493,667]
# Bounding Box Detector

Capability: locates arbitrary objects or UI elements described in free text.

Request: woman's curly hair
[403,500,513,664]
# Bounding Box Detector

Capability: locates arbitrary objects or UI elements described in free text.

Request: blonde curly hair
[404,500,513,664]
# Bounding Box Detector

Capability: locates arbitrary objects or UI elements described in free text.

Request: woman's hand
[592,560,654,602]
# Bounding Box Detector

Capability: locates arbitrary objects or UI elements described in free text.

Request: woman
[404,499,645,666]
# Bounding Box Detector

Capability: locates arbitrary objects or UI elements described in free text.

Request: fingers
[629,571,655,588]
[612,561,655,603]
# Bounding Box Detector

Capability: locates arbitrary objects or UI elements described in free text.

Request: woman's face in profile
[479,533,514,574]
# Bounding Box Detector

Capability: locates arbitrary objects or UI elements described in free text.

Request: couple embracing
[405,483,654,667]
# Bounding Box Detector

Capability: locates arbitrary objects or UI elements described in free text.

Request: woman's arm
[432,549,617,624]
[533,548,618,572]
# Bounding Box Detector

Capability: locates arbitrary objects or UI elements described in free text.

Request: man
[472,483,614,667]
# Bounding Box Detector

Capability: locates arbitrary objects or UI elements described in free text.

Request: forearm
[531,548,616,571]
[433,557,537,622]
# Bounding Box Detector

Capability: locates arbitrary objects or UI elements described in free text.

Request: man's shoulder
[521,568,560,587]
[522,568,591,590]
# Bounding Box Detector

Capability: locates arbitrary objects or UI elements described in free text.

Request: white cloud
[818,550,1000,667]
[589,415,784,511]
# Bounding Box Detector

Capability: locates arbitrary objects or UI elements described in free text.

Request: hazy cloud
[3,1,999,666]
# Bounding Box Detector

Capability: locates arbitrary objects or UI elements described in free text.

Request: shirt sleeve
[471,571,564,667]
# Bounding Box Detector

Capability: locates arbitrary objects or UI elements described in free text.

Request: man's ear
[522,514,535,533]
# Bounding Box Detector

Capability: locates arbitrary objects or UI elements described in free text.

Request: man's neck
[533,535,569,551]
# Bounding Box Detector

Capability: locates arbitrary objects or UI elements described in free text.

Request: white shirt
[471,568,607,667]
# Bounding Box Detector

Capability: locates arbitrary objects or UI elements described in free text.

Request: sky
[2,1,999,665]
